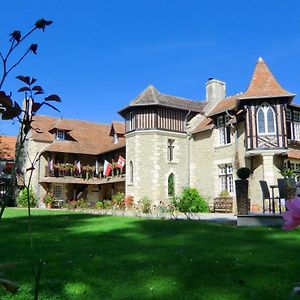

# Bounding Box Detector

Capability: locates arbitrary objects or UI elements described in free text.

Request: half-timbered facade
[119,57,300,211]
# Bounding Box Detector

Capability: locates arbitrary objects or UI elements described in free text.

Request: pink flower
[282,197,300,230]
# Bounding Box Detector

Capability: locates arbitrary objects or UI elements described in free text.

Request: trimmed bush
[173,187,209,213]
[17,187,37,208]
[237,167,251,180]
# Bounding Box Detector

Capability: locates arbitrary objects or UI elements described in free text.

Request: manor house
[22,58,300,211]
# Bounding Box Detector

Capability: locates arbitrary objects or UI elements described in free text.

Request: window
[56,129,65,140]
[286,109,291,120]
[113,133,119,144]
[257,103,276,135]
[129,161,133,183]
[218,164,234,193]
[167,139,175,162]
[217,115,231,145]
[52,185,63,199]
[168,173,175,197]
[294,123,300,140]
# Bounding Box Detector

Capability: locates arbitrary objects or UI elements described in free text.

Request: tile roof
[288,149,300,160]
[31,115,125,155]
[192,116,214,134]
[119,85,205,116]
[111,121,125,136]
[206,93,242,117]
[0,135,16,160]
[239,57,295,100]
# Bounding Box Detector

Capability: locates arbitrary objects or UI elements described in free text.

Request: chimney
[205,78,226,113]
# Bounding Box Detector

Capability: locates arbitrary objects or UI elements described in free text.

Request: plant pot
[235,179,249,215]
[286,186,297,201]
[46,203,52,209]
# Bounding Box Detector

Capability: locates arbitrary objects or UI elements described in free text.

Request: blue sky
[1,0,300,135]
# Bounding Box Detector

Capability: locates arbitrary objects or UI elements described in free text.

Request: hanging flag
[117,155,126,169]
[76,160,81,174]
[49,159,54,171]
[95,160,99,175]
[103,160,111,177]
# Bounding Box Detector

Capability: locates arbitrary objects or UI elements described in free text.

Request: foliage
[43,193,55,205]
[280,168,297,187]
[139,196,151,213]
[95,201,104,209]
[76,198,88,209]
[17,187,37,208]
[112,192,125,209]
[237,167,251,180]
[219,190,230,198]
[173,187,209,213]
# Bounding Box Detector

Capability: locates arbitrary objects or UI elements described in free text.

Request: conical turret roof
[239,57,295,99]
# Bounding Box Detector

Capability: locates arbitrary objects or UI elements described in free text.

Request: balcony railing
[45,163,125,180]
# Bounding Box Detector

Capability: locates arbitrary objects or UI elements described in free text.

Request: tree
[0,19,61,299]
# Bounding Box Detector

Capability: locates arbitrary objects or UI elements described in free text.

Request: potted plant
[235,167,251,215]
[280,168,297,200]
[44,192,56,209]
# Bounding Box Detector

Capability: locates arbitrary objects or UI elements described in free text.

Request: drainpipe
[184,110,192,187]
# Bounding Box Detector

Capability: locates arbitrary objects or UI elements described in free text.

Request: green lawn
[1,208,300,300]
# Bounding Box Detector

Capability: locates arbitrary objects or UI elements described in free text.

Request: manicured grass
[1,208,300,299]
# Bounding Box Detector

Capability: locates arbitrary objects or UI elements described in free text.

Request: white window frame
[217,115,231,145]
[113,133,119,144]
[257,103,276,135]
[56,129,65,140]
[218,164,234,193]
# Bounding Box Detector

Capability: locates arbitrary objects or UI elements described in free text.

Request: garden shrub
[112,192,125,209]
[17,187,37,208]
[173,187,209,213]
[139,196,151,213]
[95,201,104,209]
[76,198,88,209]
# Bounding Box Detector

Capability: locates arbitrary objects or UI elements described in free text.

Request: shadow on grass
[1,211,300,300]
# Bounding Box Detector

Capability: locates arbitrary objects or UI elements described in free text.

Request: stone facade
[125,130,188,205]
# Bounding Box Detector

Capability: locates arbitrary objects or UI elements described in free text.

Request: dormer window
[56,129,65,140]
[217,115,231,145]
[257,103,276,135]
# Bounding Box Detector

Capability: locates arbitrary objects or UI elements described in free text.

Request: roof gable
[240,57,295,99]
[119,85,205,116]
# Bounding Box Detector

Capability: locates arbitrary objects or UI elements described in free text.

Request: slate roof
[0,135,16,160]
[239,57,295,100]
[31,115,125,156]
[119,85,205,116]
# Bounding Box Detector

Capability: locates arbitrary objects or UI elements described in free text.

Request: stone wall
[125,130,189,205]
